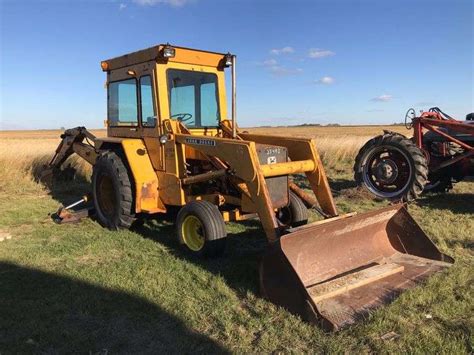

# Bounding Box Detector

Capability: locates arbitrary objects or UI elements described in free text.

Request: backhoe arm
[40,127,98,182]
[47,127,98,168]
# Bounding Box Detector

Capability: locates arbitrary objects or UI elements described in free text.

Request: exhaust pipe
[231,54,237,139]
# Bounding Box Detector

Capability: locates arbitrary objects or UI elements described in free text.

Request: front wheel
[354,134,428,201]
[176,200,227,258]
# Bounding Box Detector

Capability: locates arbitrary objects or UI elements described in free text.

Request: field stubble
[0,126,472,353]
[0,125,408,185]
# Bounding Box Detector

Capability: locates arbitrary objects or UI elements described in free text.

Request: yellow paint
[221,209,242,222]
[175,132,281,241]
[121,139,166,213]
[185,194,239,206]
[181,215,205,251]
[175,134,257,182]
[168,46,226,68]
[260,160,316,177]
[156,171,185,206]
[239,132,338,217]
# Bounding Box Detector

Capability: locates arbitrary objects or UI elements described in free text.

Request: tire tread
[92,150,135,229]
[176,200,227,258]
[354,133,428,201]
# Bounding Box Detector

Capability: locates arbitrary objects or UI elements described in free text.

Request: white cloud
[269,66,303,77]
[133,0,191,7]
[119,3,127,10]
[270,46,295,55]
[314,76,335,85]
[308,48,335,59]
[259,58,302,77]
[262,58,278,66]
[371,94,393,102]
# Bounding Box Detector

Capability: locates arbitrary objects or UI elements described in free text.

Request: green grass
[0,165,473,353]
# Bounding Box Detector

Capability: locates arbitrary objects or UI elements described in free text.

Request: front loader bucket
[260,204,453,331]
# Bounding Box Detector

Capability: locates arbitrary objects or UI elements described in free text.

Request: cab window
[167,69,220,128]
[140,76,156,127]
[108,79,138,126]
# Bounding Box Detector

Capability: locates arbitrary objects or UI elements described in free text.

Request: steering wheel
[404,108,416,130]
[171,113,193,123]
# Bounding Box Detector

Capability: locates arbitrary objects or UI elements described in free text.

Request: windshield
[167,69,220,128]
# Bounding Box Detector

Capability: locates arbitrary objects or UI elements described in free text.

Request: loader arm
[175,133,280,241]
[238,132,337,217]
[220,119,337,216]
[175,132,337,241]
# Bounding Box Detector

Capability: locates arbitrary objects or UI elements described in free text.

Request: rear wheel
[176,200,227,258]
[277,191,308,227]
[354,134,428,201]
[92,151,135,229]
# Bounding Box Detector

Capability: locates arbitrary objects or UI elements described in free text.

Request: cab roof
[101,44,229,71]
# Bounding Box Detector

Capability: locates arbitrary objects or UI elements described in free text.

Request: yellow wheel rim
[181,215,205,251]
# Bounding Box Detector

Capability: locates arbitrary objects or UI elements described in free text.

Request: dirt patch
[9,224,34,238]
[0,230,13,242]
[338,186,375,200]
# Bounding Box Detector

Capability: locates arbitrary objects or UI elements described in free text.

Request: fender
[95,138,166,214]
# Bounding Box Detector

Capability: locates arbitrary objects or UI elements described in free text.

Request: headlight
[224,52,233,66]
[159,135,168,144]
[162,44,176,58]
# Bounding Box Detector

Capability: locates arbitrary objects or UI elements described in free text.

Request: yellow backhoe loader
[42,44,453,331]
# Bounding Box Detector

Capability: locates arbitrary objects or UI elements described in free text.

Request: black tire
[354,134,428,201]
[277,191,309,227]
[176,200,227,258]
[92,151,135,230]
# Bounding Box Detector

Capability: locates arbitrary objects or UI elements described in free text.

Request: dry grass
[246,125,408,137]
[0,129,106,140]
[0,137,92,194]
[0,129,104,189]
[0,125,407,181]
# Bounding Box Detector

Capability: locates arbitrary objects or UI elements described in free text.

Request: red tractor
[354,107,474,200]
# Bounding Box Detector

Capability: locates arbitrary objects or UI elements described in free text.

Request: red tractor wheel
[354,133,428,201]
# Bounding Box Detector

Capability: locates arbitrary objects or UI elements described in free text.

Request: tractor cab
[100,44,232,139]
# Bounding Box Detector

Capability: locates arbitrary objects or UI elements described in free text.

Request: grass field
[0,126,472,353]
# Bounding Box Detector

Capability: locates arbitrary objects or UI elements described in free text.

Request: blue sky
[1,0,472,129]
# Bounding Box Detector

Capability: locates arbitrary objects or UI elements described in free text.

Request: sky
[0,0,472,129]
